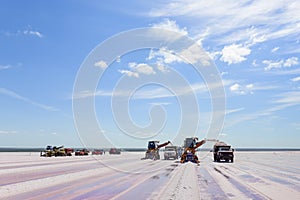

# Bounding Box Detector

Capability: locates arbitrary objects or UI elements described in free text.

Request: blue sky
[0,0,299,148]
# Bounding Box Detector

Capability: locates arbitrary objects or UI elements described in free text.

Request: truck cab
[213,142,234,162]
[164,146,178,160]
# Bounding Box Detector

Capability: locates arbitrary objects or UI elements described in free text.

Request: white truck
[164,146,178,160]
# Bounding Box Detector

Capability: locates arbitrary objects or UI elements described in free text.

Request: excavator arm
[181,139,206,164]
[157,141,171,149]
[194,140,206,149]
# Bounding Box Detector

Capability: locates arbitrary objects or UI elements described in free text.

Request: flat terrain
[0,151,299,199]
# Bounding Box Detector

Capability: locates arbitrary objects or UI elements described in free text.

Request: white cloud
[252,91,300,118]
[229,83,254,95]
[180,43,211,65]
[132,87,174,100]
[220,26,267,46]
[226,107,245,114]
[229,83,266,95]
[291,76,300,82]
[148,48,183,65]
[75,79,232,100]
[271,47,280,52]
[0,130,18,134]
[252,60,259,67]
[221,71,228,76]
[219,133,227,137]
[207,50,221,60]
[151,19,188,36]
[94,60,108,69]
[273,91,300,105]
[0,88,58,111]
[147,48,176,72]
[116,56,121,63]
[23,29,43,38]
[263,57,299,70]
[149,102,171,106]
[118,62,156,78]
[72,90,115,99]
[291,122,300,130]
[2,27,43,38]
[0,65,12,70]
[149,0,300,55]
[118,69,139,78]
[230,83,242,93]
[149,20,212,66]
[220,44,251,65]
[284,57,299,67]
[246,83,253,89]
[269,68,300,75]
[132,79,229,100]
[156,62,169,73]
[225,90,300,126]
[263,60,282,70]
[129,62,156,75]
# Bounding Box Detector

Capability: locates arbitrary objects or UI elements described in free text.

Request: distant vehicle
[164,146,178,160]
[75,149,89,156]
[142,141,170,160]
[40,145,73,157]
[64,148,74,156]
[109,148,121,154]
[92,149,104,155]
[213,142,234,162]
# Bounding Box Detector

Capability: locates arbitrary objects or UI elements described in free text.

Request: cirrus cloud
[263,57,299,71]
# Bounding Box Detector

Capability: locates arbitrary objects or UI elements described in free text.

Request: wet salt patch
[239,174,262,183]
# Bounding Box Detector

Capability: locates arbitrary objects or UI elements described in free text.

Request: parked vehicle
[75,149,89,156]
[109,148,121,154]
[164,146,178,160]
[40,145,74,157]
[64,148,74,156]
[92,149,104,155]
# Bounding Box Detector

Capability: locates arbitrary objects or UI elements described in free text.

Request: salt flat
[0,151,299,200]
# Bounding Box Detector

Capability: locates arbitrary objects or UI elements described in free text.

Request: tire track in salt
[215,163,300,200]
